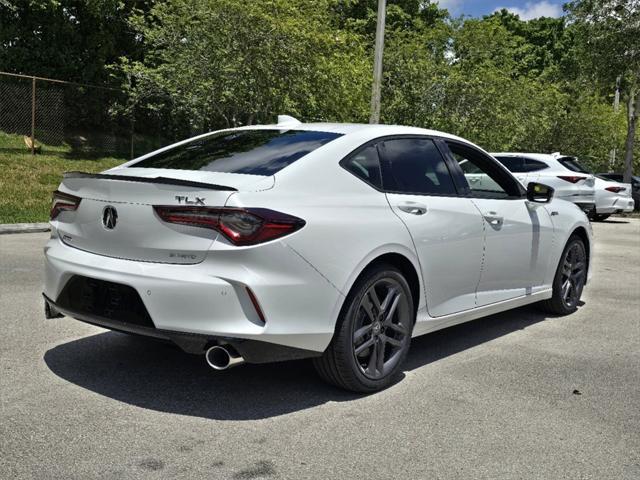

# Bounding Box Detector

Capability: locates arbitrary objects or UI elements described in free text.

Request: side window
[497,156,549,173]
[380,138,457,195]
[341,144,383,189]
[447,143,522,199]
[524,159,549,172]
[496,156,526,173]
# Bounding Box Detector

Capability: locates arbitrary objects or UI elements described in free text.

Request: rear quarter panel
[224,134,425,327]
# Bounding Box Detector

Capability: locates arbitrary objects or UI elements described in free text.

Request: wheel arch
[331,247,424,334]
[363,253,421,316]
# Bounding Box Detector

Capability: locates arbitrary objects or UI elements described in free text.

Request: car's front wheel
[539,235,587,315]
[313,264,414,393]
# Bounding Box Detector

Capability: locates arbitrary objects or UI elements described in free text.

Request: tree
[119,0,371,137]
[567,0,640,181]
[0,0,149,85]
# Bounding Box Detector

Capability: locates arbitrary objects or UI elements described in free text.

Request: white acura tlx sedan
[44,117,592,392]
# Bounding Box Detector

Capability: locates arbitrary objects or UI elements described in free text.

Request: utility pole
[609,75,621,169]
[369,0,386,124]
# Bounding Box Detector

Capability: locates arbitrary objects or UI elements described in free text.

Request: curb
[0,223,50,235]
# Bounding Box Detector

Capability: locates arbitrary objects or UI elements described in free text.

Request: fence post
[31,77,36,155]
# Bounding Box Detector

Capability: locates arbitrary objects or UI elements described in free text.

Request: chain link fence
[0,71,173,159]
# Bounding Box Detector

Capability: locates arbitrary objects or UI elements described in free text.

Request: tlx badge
[175,195,205,205]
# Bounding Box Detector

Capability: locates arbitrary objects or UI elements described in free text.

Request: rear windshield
[558,157,590,174]
[132,129,343,175]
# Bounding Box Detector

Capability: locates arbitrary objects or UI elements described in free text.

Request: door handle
[483,212,503,226]
[398,202,427,215]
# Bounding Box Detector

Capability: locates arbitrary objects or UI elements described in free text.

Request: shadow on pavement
[599,219,630,224]
[44,305,552,420]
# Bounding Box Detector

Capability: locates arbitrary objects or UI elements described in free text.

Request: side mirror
[526,182,554,203]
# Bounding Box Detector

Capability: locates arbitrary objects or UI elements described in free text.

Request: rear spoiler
[63,171,237,191]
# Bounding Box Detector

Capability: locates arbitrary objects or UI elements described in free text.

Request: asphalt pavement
[1,218,639,479]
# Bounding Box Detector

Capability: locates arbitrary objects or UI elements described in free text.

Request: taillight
[605,186,625,193]
[51,190,81,220]
[153,206,305,246]
[557,175,586,184]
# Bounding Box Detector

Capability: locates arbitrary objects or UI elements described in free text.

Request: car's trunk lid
[54,169,272,264]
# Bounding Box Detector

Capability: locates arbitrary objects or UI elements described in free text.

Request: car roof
[491,152,571,161]
[237,121,471,143]
[125,121,485,171]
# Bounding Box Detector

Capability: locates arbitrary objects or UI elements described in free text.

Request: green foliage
[0,1,149,85]
[566,0,640,91]
[550,94,627,172]
[119,0,371,137]
[565,0,640,177]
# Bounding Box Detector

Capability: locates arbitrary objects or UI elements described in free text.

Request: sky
[436,0,565,20]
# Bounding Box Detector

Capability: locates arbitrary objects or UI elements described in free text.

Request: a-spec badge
[175,195,205,205]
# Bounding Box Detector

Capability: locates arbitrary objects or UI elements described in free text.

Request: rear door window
[496,157,549,173]
[132,129,343,175]
[379,138,457,196]
[524,159,548,172]
[496,156,526,172]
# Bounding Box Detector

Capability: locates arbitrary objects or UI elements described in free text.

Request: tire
[313,263,415,393]
[538,235,587,315]
[592,213,610,222]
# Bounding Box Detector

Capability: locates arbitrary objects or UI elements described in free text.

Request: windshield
[132,129,343,175]
[558,157,590,174]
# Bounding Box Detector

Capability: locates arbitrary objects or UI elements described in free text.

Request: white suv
[492,153,596,214]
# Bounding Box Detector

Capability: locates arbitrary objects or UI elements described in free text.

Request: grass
[0,132,124,223]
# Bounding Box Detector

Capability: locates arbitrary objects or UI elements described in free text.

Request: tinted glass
[496,157,548,173]
[496,156,526,172]
[525,159,549,172]
[558,157,590,174]
[599,174,622,181]
[133,129,342,175]
[381,138,457,195]
[341,144,382,189]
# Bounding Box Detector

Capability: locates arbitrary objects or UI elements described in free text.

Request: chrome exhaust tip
[205,345,245,370]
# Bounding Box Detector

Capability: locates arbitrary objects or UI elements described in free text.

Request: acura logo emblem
[102,206,118,230]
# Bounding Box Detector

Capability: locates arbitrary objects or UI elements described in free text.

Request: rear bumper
[596,198,635,214]
[43,293,319,362]
[44,234,342,354]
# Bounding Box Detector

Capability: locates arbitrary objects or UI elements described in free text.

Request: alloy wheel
[560,243,586,309]
[352,278,411,380]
